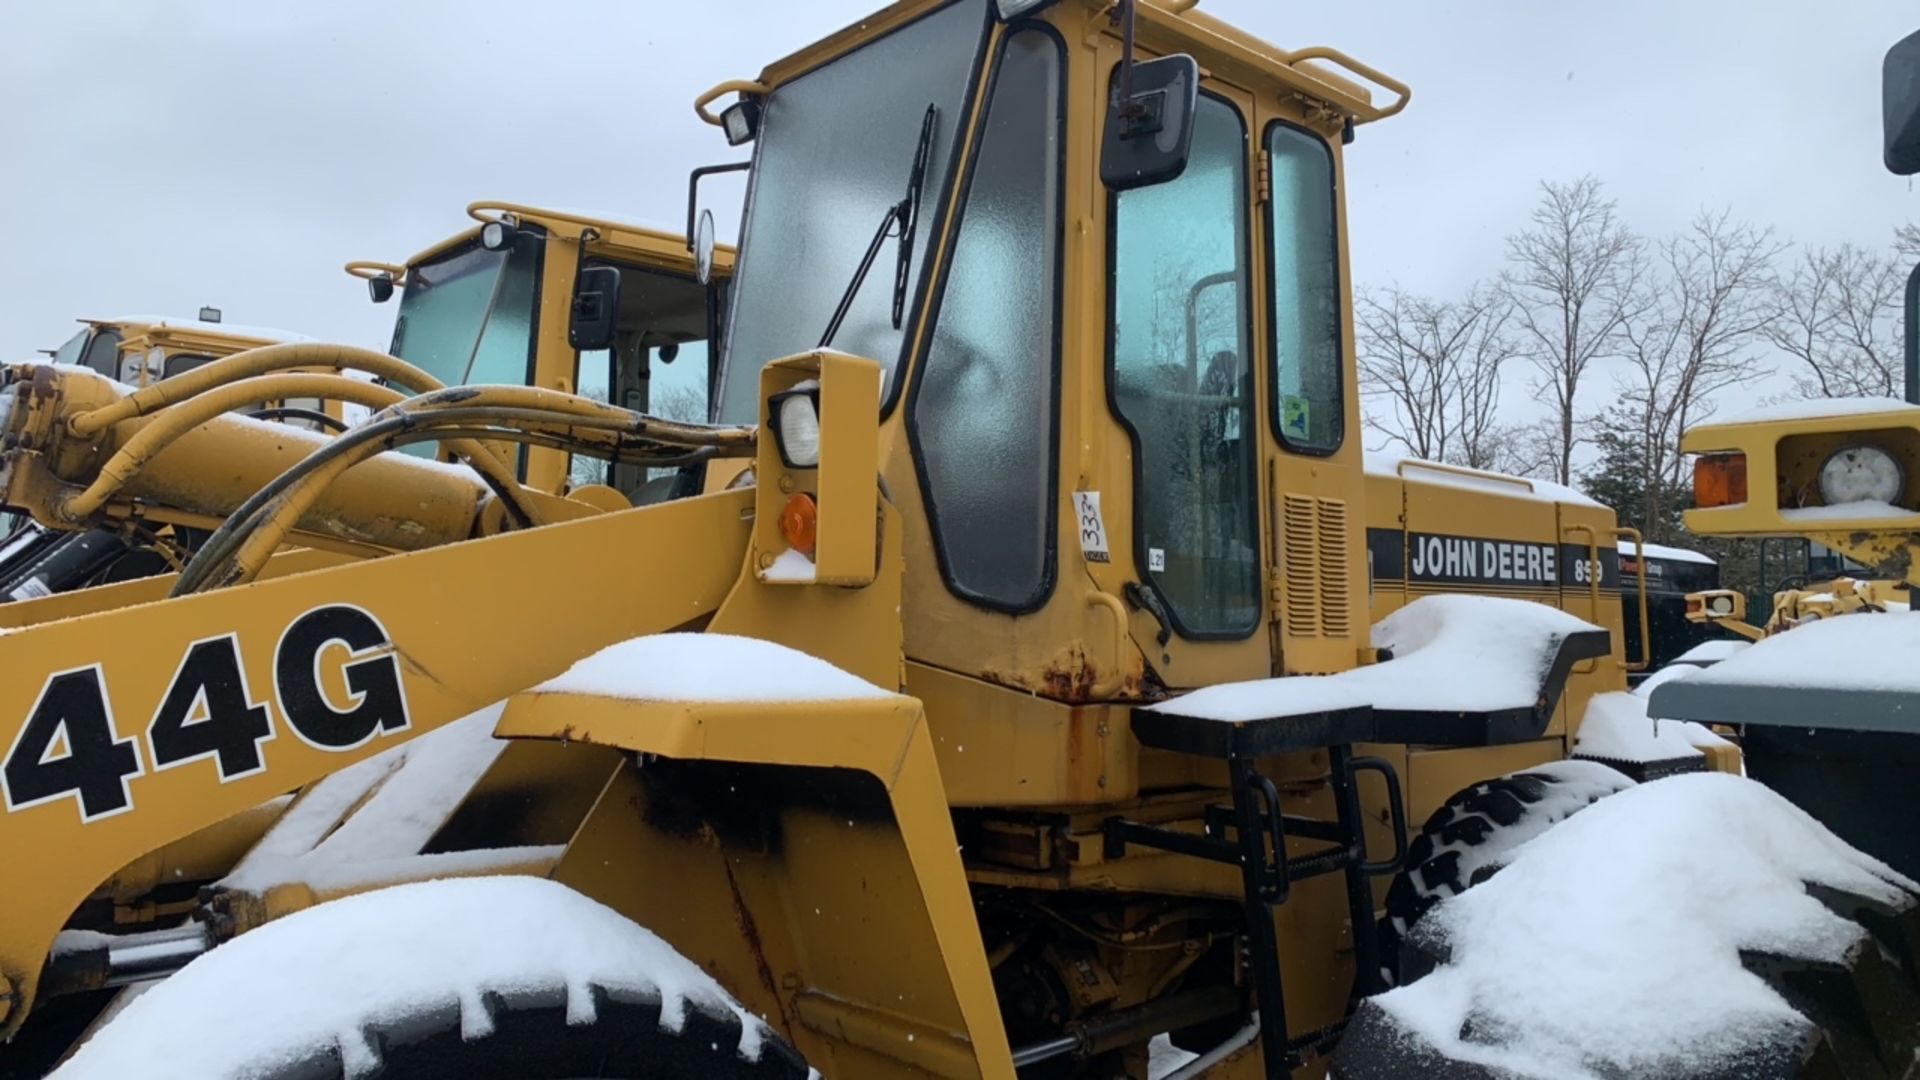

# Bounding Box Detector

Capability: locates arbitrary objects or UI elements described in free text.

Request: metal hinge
[1256,157,1272,204]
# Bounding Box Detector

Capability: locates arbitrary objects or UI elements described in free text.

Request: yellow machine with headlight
[0,3,1824,1078]
[1647,31,1920,894]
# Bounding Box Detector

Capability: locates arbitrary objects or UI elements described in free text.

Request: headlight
[767,385,821,469]
[1816,445,1904,506]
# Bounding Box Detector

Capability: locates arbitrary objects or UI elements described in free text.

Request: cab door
[1104,67,1271,688]
[1251,96,1368,675]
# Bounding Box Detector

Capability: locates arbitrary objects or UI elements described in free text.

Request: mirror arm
[685,161,752,255]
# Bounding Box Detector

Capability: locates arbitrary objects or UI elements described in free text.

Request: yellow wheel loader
[345,201,736,497]
[2,314,323,604]
[0,3,1910,1078]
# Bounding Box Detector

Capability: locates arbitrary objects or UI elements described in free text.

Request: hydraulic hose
[66,344,447,437]
[175,404,739,594]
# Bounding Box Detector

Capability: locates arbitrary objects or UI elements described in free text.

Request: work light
[768,386,821,469]
[1816,445,1904,506]
[721,100,761,147]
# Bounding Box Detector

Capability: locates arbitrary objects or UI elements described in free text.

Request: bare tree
[1767,239,1908,399]
[1502,176,1646,483]
[1616,210,1781,541]
[1355,283,1519,470]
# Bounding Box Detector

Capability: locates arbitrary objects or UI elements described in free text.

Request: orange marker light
[780,492,819,557]
[1693,453,1748,509]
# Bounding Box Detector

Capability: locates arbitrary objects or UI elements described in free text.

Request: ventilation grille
[1283,495,1317,636]
[1317,498,1352,637]
[1280,494,1354,640]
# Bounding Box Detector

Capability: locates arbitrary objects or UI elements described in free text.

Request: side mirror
[569,266,622,351]
[1886,29,1920,175]
[694,209,717,286]
[368,274,395,304]
[1100,54,1200,191]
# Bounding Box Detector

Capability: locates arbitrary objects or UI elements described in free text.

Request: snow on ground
[1675,611,1920,695]
[1616,539,1714,564]
[1573,690,1728,763]
[53,877,778,1080]
[1149,595,1599,721]
[1718,396,1920,424]
[1365,454,1601,507]
[535,632,896,702]
[1370,773,1916,1079]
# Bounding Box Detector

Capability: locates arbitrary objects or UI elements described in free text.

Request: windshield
[715,0,987,423]
[390,232,542,391]
[50,330,89,367]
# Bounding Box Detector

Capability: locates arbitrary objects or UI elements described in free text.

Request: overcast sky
[3,0,1915,439]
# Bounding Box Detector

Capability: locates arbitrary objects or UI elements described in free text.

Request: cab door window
[1108,94,1259,638]
[1265,122,1343,454]
[908,25,1064,613]
[569,264,714,502]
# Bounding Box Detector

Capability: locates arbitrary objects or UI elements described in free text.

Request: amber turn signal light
[780,492,819,557]
[1693,453,1747,509]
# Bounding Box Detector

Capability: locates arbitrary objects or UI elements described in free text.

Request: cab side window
[1108,94,1259,638]
[1266,123,1343,454]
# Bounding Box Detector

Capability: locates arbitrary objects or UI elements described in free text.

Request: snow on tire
[52,876,811,1080]
[1335,773,1920,1079]
[1377,759,1634,985]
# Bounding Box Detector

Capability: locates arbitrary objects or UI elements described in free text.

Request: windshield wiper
[818,104,939,350]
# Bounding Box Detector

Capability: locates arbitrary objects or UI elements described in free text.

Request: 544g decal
[1,604,411,823]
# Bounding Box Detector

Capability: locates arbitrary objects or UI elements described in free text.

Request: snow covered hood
[1647,612,1920,733]
[1147,595,1605,724]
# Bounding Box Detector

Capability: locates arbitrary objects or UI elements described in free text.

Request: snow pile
[760,547,817,583]
[1369,773,1917,1078]
[1573,691,1729,764]
[223,707,508,892]
[1150,596,1599,722]
[535,632,896,702]
[54,877,778,1080]
[1720,396,1920,424]
[1677,611,1920,695]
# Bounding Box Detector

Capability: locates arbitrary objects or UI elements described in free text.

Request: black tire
[1375,760,1635,985]
[265,979,811,1080]
[50,878,813,1080]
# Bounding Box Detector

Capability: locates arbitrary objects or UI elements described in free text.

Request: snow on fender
[55,876,813,1080]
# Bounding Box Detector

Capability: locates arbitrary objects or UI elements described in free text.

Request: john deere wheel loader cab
[350,203,735,500]
[2,3,1911,1079]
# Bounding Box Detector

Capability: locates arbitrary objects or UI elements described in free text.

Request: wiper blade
[891,104,939,330]
[817,104,940,350]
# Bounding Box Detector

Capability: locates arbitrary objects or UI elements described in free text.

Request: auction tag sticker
[1073,491,1110,564]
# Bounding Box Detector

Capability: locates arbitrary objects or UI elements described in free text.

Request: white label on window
[9,576,52,601]
[1148,548,1166,572]
[1073,491,1110,564]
